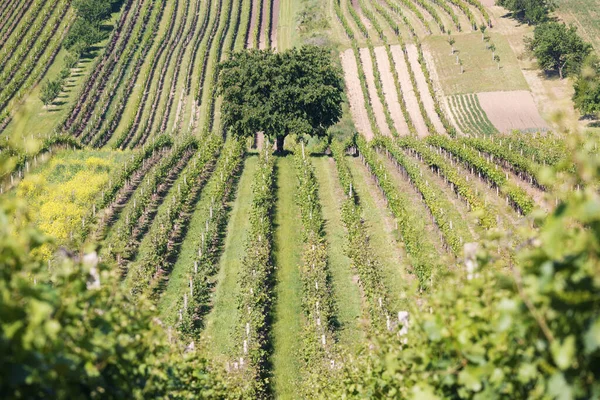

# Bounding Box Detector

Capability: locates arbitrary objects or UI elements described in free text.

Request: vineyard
[1,0,599,399]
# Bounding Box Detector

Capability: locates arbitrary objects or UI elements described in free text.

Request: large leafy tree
[496,0,556,24]
[218,46,344,153]
[527,22,592,79]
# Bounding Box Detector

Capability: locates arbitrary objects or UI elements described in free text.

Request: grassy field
[555,0,600,52]
[277,0,302,50]
[425,32,529,95]
[270,155,303,399]
[312,157,364,348]
[202,155,257,360]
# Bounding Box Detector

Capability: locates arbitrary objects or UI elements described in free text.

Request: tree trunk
[276,136,285,153]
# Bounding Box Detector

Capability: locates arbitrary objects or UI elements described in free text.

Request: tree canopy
[573,54,600,116]
[496,0,556,24]
[218,46,344,152]
[64,0,121,54]
[527,22,592,79]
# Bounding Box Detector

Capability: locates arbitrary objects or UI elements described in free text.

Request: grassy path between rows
[202,155,258,361]
[347,155,413,310]
[277,0,300,51]
[270,155,303,399]
[312,156,363,349]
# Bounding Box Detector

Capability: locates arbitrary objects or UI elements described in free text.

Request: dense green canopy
[527,22,592,79]
[218,46,344,152]
[496,0,555,24]
[574,55,600,116]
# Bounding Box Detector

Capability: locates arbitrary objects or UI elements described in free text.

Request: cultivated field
[1,0,594,398]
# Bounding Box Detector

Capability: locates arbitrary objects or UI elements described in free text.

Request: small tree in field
[489,44,497,60]
[527,22,591,79]
[39,78,62,107]
[448,37,456,55]
[480,24,487,40]
[218,46,344,153]
[494,54,501,69]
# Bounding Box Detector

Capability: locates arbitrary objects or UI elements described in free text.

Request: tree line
[497,0,599,117]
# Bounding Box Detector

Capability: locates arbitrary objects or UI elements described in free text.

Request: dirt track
[271,0,279,50]
[341,49,374,140]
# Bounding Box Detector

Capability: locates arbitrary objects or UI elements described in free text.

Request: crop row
[198,0,235,133]
[87,136,173,244]
[230,148,276,398]
[375,136,472,254]
[292,148,338,389]
[346,0,369,39]
[450,93,497,135]
[61,0,137,132]
[493,132,566,166]
[0,0,50,72]
[172,0,215,133]
[395,136,497,228]
[253,0,264,48]
[87,0,166,147]
[356,136,440,289]
[160,0,203,133]
[103,137,198,264]
[330,141,399,331]
[0,0,71,115]
[462,136,544,188]
[196,0,226,105]
[445,0,478,30]
[0,0,35,48]
[427,135,534,215]
[130,0,188,148]
[390,0,431,35]
[78,0,160,143]
[124,134,222,300]
[0,0,61,81]
[429,0,461,31]
[367,1,451,137]
[176,138,245,338]
[0,14,70,131]
[114,0,181,149]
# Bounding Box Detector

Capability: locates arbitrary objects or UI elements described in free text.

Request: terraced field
[2,0,592,398]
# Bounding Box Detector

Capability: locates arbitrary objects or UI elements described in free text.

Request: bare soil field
[477,90,548,133]
[373,46,409,135]
[341,48,374,140]
[406,44,445,134]
[359,48,391,137]
[390,45,429,137]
